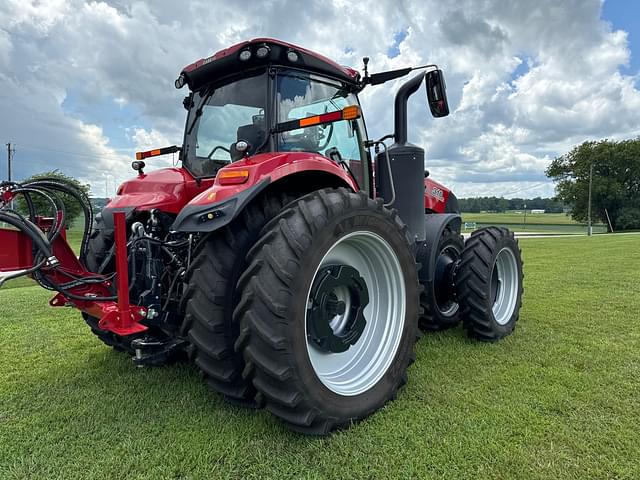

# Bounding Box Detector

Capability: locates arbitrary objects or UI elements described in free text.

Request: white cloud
[0,0,638,199]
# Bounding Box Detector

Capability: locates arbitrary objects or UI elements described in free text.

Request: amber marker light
[218,170,250,185]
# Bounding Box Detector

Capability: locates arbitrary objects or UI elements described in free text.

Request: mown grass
[0,235,639,479]
[461,212,578,225]
[460,212,607,234]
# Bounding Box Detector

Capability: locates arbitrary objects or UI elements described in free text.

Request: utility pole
[523,203,527,231]
[5,142,13,182]
[587,162,593,236]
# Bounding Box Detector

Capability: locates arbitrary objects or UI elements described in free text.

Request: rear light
[274,105,361,133]
[342,105,360,120]
[218,169,250,185]
[136,149,160,160]
[135,145,180,160]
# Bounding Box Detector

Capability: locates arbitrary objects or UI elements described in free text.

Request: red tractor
[0,38,523,434]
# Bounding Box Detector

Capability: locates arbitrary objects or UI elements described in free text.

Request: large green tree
[16,170,91,227]
[546,139,640,232]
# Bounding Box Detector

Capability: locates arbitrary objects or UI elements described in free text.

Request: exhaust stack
[375,73,427,241]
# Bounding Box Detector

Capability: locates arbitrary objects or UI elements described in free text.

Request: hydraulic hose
[0,210,54,260]
[0,181,118,300]
[9,186,66,241]
[23,179,94,266]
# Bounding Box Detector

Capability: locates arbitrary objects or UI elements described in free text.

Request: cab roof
[179,38,360,91]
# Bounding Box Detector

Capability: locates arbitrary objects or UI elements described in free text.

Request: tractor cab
[178,39,369,189]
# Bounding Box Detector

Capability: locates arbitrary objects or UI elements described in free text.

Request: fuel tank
[375,142,426,242]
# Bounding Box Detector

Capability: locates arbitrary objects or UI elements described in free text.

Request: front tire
[456,227,523,341]
[234,189,419,435]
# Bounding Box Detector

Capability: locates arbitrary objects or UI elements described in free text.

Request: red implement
[0,211,147,336]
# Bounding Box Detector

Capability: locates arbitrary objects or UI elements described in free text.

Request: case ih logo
[430,186,445,202]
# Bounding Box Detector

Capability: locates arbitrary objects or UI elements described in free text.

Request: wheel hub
[307,265,369,353]
[433,246,460,316]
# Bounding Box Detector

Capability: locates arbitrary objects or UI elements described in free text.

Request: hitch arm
[95,211,148,336]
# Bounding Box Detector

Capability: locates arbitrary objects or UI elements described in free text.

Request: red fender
[187,152,358,207]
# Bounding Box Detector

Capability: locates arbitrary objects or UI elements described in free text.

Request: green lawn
[461,212,607,234]
[0,235,639,479]
[462,212,578,225]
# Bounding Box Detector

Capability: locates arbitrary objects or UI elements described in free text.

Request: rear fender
[420,213,462,283]
[171,152,357,232]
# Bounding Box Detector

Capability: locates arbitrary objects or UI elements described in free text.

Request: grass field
[0,234,639,479]
[460,212,607,234]
[462,212,577,225]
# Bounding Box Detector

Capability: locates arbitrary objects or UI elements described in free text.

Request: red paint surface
[424,177,451,213]
[187,151,358,207]
[98,211,146,336]
[0,222,147,336]
[108,167,213,214]
[0,228,33,271]
[181,38,359,80]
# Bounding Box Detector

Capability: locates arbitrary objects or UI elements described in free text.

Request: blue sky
[602,0,640,74]
[1,0,639,199]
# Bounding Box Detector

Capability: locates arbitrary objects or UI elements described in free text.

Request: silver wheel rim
[305,231,406,396]
[492,247,519,326]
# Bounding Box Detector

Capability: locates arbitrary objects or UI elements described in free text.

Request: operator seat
[231,119,266,161]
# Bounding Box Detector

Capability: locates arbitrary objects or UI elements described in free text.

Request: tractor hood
[107,167,213,214]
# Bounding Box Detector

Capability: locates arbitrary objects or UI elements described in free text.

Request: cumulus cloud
[0,0,638,199]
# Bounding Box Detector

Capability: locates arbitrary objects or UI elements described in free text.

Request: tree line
[457,196,565,213]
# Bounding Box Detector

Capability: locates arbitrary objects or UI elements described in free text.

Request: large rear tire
[416,226,464,331]
[456,227,523,341]
[234,189,419,435]
[182,193,294,406]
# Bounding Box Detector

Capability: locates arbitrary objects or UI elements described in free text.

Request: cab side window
[276,72,366,187]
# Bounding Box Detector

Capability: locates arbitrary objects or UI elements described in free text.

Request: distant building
[531,209,545,214]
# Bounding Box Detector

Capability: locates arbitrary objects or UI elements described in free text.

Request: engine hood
[107,167,213,214]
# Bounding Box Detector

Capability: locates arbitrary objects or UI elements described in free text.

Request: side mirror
[425,69,449,118]
[183,94,192,110]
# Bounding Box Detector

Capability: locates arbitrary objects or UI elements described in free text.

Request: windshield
[184,72,267,177]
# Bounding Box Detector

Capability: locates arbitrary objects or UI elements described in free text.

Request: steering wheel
[318,121,335,151]
[207,145,231,159]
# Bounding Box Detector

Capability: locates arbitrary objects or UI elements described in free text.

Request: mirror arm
[359,64,438,90]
